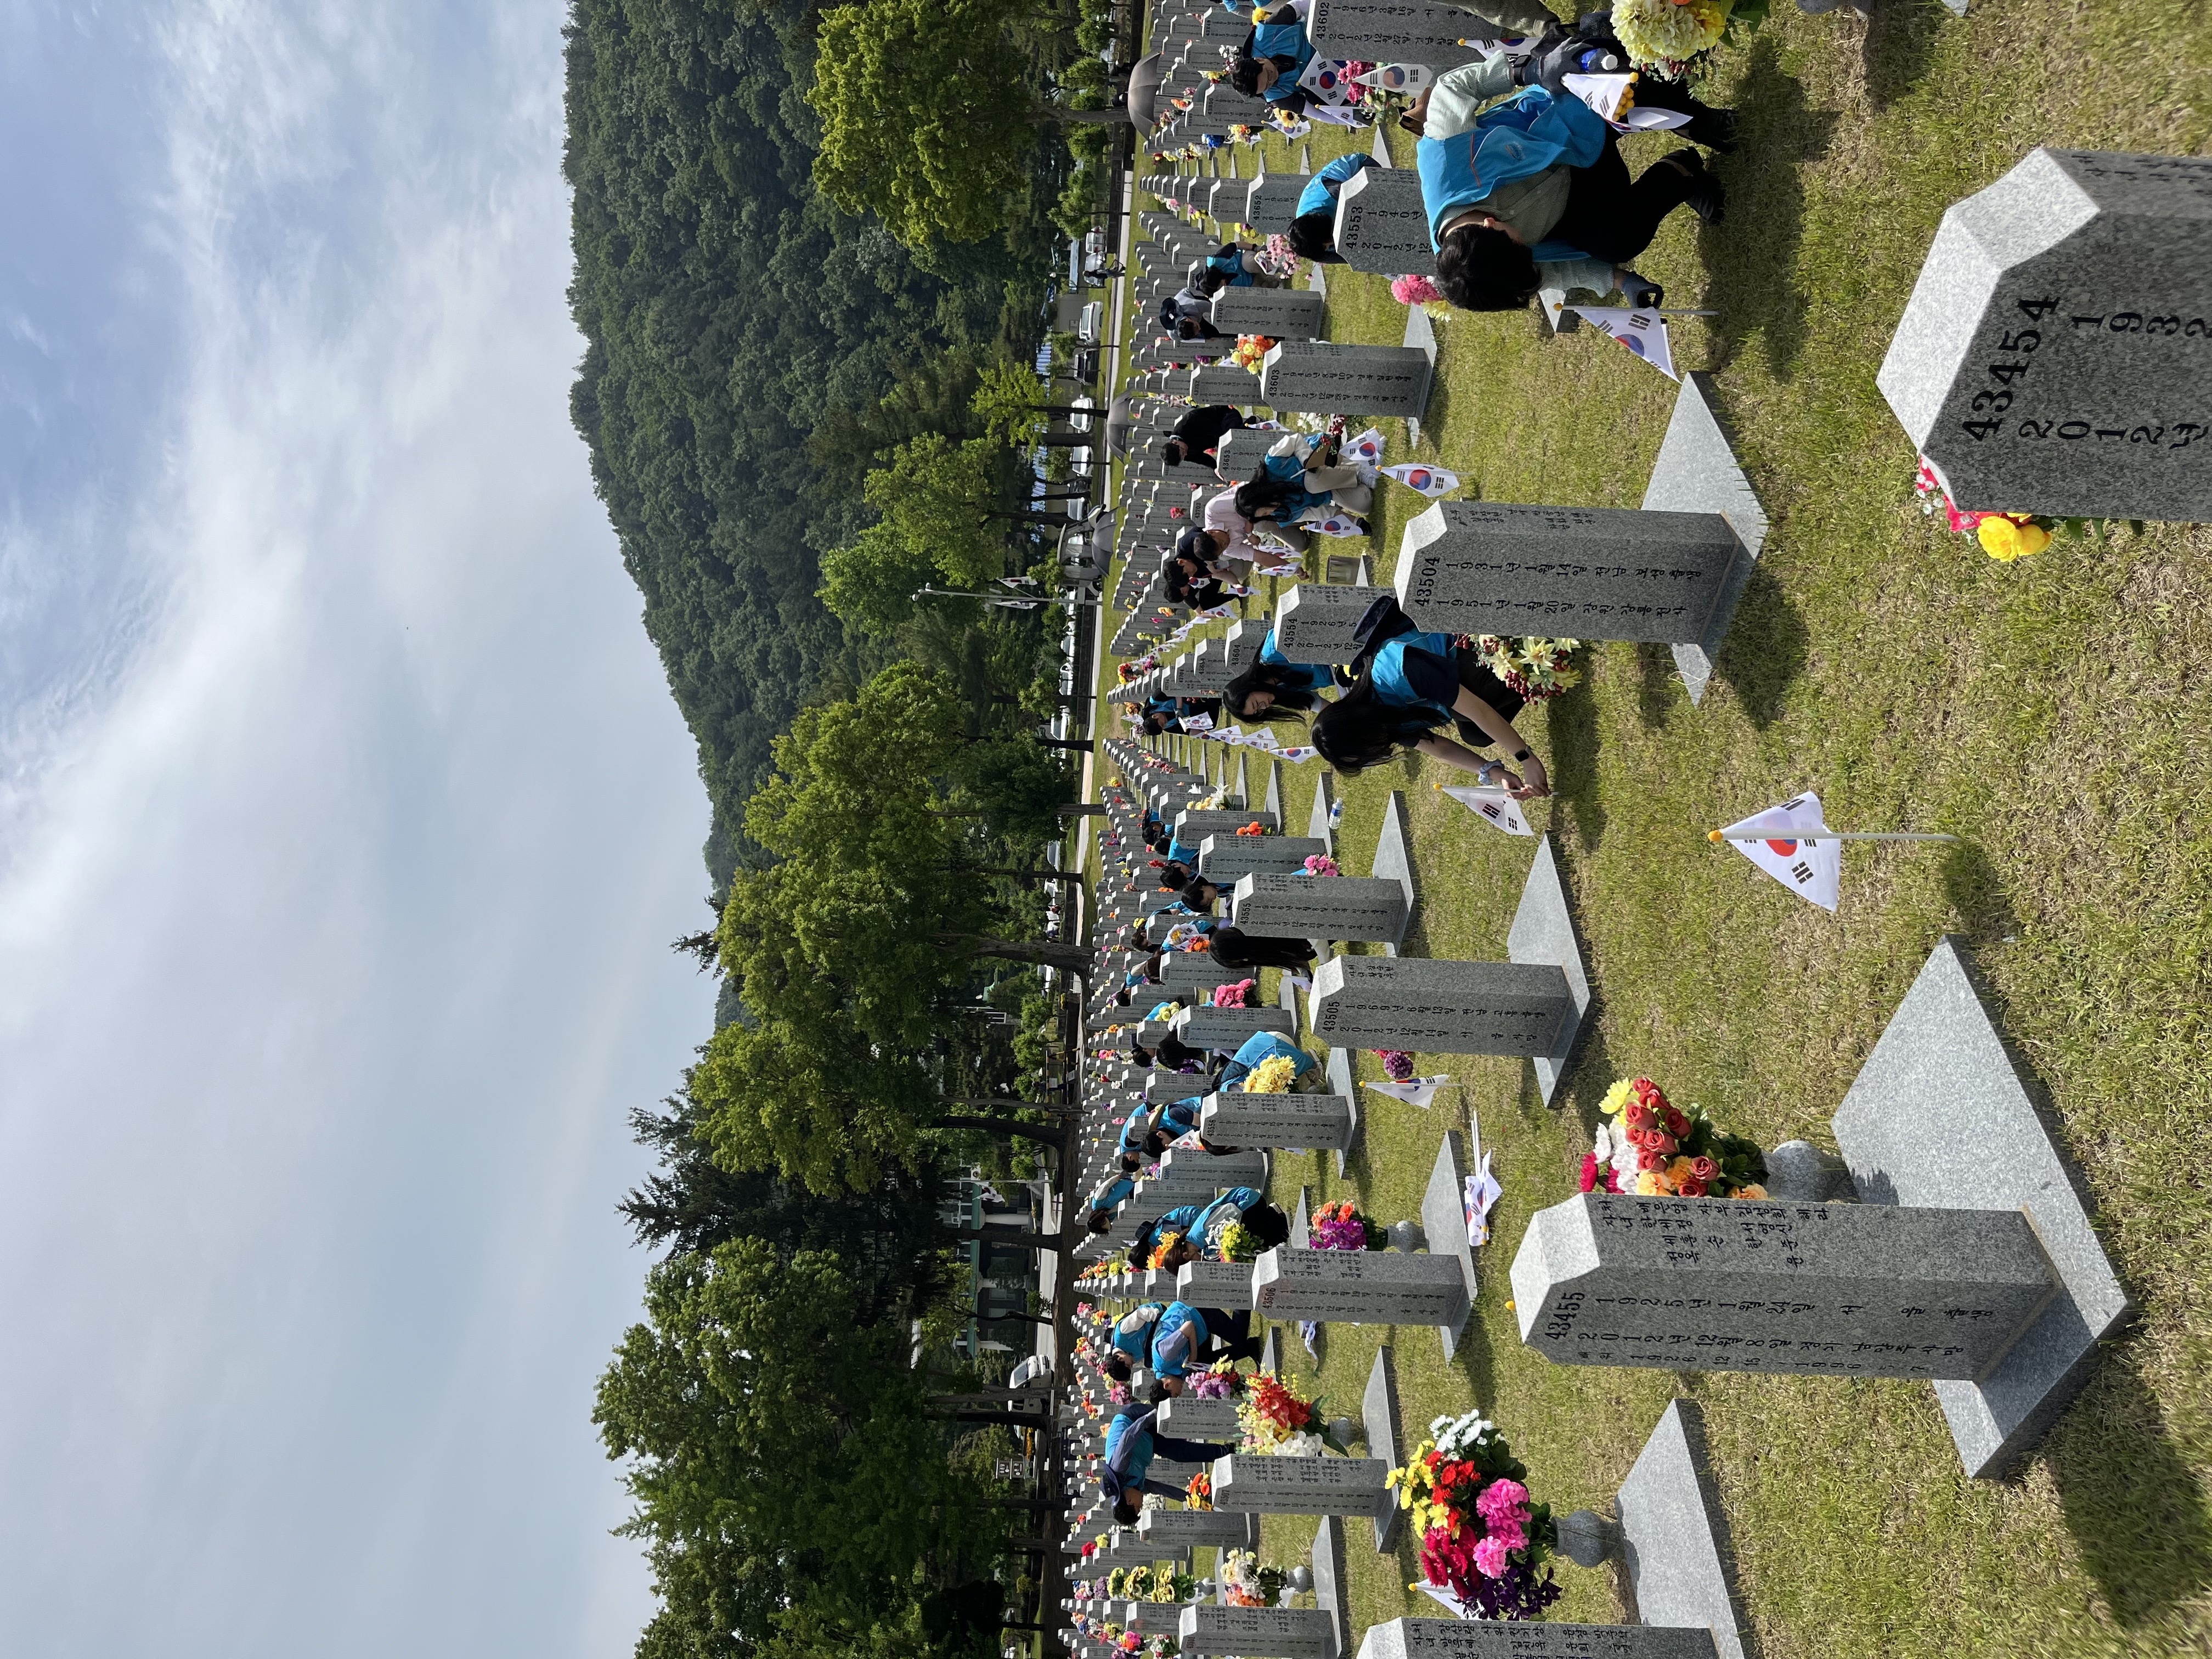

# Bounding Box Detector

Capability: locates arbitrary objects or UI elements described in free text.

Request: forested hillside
[561,0,1059,882]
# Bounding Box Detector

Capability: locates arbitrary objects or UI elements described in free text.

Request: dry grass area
[1090,3,2212,1654]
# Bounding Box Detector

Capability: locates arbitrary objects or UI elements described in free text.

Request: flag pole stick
[1656,308,1719,317]
[1706,830,1960,844]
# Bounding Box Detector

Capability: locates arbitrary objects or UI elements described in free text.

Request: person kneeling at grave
[1209,924,1318,985]
[1156,1186,1292,1271]
[1285,153,1375,265]
[1221,638,1345,725]
[1189,494,1308,577]
[1236,432,1373,538]
[1158,867,1226,916]
[1408,32,1733,312]
[1101,1398,1238,1526]
[1159,404,1249,471]
[1083,1167,1142,1233]
[1199,241,1289,292]
[1311,596,1553,793]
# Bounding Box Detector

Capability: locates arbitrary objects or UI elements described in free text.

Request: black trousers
[1548,133,1699,266]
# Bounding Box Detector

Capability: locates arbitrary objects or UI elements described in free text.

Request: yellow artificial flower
[1977,516,2051,561]
[1735,1183,1769,1200]
[1668,1156,1698,1187]
[1635,1170,1668,1197]
[1599,1077,1635,1120]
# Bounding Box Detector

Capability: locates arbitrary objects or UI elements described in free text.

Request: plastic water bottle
[1328,800,1345,828]
[1576,46,1622,71]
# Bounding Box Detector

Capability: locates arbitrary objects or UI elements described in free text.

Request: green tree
[809,0,1121,246]
[704,663,1086,1189]
[596,1240,979,1649]
[863,434,1008,585]
[819,523,940,635]
[970,358,1094,449]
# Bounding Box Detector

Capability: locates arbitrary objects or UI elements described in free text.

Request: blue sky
[0,2,710,1652]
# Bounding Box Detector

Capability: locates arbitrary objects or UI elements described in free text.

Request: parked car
[1068,394,1094,432]
[1077,301,1104,344]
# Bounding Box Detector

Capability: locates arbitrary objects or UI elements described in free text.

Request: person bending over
[1227,0,1316,113]
[1159,404,1249,471]
[1411,32,1734,312]
[1221,632,1342,724]
[1101,1399,1237,1525]
[1284,153,1374,265]
[1310,598,1552,790]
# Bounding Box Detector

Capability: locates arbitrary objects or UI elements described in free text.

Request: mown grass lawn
[1090,3,2212,1654]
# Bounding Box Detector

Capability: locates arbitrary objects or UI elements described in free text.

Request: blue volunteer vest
[1103,1404,1158,1494]
[1367,634,1460,722]
[1261,450,1330,519]
[1252,17,1315,101]
[1414,86,1609,251]
[1206,247,1257,289]
[1295,152,1369,220]
[1150,1302,1211,1376]
[1190,1186,1265,1258]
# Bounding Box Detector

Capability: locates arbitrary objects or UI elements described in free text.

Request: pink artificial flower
[1472,1534,1513,1578]
[1476,1477,1530,1520]
[1392,273,1444,306]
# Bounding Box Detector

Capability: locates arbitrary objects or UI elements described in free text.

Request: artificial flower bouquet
[1581,1076,1769,1199]
[1611,0,1766,74]
[1909,456,2130,562]
[1309,1199,1385,1252]
[1106,1565,1198,1603]
[1240,1053,1303,1095]
[1472,635,1582,701]
[1220,1548,1289,1607]
[1388,1409,1564,1621]
[1234,821,1271,837]
[1238,1371,1346,1456]
[1216,1220,1265,1263]
[1300,853,1341,877]
[1190,1361,1246,1400]
[1211,978,1261,1008]
[1229,334,1279,373]
[1374,1049,1416,1081]
[1183,1470,1215,1510]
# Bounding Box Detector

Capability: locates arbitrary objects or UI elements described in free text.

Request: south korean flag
[1439,783,1536,837]
[1719,792,1842,912]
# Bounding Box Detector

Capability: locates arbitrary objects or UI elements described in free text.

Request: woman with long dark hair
[1235,432,1372,538]
[1311,602,1551,793]
[1209,924,1317,978]
[1221,616,1351,723]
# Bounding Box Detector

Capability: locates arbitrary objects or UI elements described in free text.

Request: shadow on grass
[1939,838,2024,946]
[2048,1348,2212,1628]
[1546,679,1606,851]
[1700,37,1838,383]
[1634,642,1677,729]
[1714,560,1810,728]
[1863,0,1948,112]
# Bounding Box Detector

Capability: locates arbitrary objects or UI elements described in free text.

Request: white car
[1077,301,1104,344]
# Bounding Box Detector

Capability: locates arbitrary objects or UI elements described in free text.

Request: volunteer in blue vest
[1234,431,1373,538]
[1284,153,1374,264]
[1220,632,1340,724]
[1226,0,1318,113]
[1408,34,1734,312]
[1101,1398,1239,1525]
[1198,244,1288,292]
[1155,1186,1291,1270]
[1310,597,1551,791]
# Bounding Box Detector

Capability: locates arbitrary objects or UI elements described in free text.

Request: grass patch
[1092,5,2212,1654]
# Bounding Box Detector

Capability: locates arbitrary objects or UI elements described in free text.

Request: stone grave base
[1418,1130,1477,1359]
[1370,789,1417,960]
[1505,833,1592,1105]
[1325,1047,1360,1176]
[1616,1398,1747,1659]
[1312,1514,1351,1658]
[1833,935,2131,1478]
[1402,304,1438,448]
[1639,374,1768,706]
[1361,1346,1404,1551]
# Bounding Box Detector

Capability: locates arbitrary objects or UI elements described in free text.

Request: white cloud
[0,2,705,1654]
